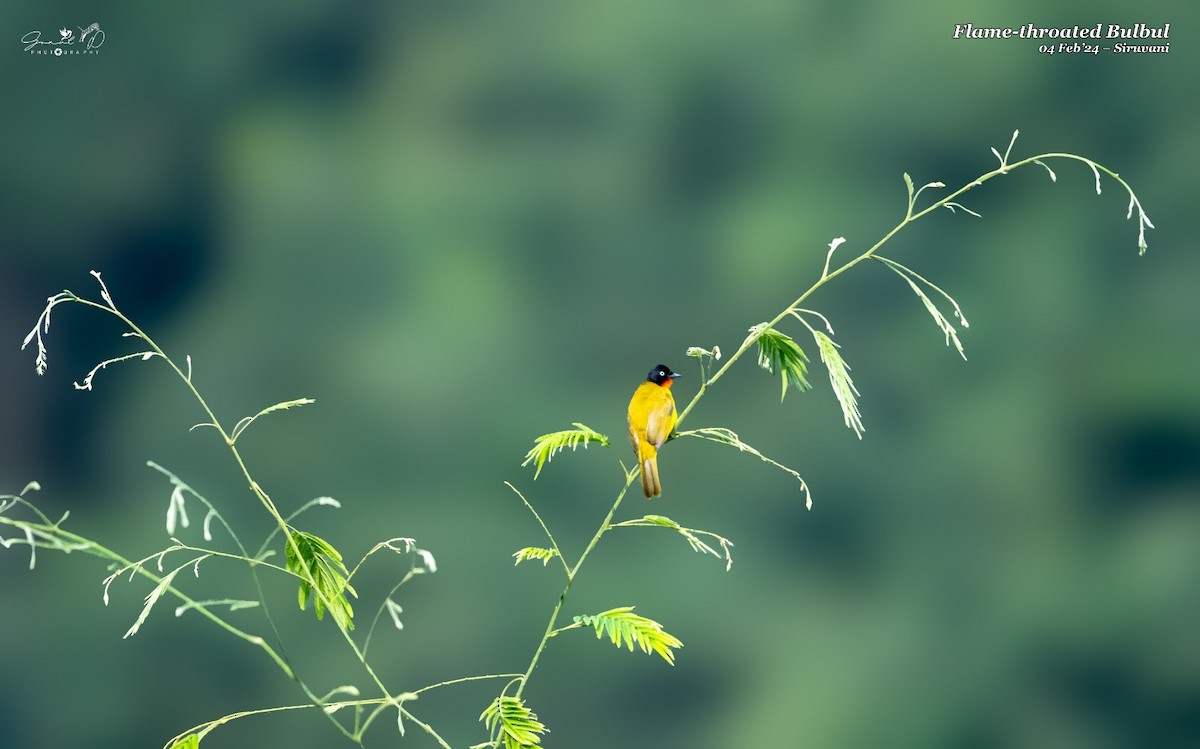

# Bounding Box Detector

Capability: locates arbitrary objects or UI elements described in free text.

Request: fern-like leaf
[512,547,560,566]
[123,565,183,638]
[748,323,811,400]
[573,606,683,665]
[285,530,357,630]
[167,734,200,749]
[480,695,547,749]
[521,423,609,479]
[811,330,864,438]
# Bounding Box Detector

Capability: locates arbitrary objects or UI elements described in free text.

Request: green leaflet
[573,606,683,665]
[480,695,547,749]
[811,329,864,438]
[748,324,812,400]
[521,423,609,479]
[512,547,560,566]
[286,530,357,630]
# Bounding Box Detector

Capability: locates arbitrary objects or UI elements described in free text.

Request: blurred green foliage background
[2,2,1196,748]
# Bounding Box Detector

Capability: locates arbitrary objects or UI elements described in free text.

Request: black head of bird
[646,364,680,386]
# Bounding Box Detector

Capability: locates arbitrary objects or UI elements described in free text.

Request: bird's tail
[641,455,661,498]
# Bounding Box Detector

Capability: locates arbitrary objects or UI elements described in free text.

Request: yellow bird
[627,364,680,498]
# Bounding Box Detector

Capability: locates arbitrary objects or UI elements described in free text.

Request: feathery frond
[125,555,211,639]
[811,330,864,438]
[747,323,811,401]
[521,423,609,479]
[573,606,683,665]
[22,291,76,376]
[480,695,547,749]
[512,547,560,567]
[285,530,357,630]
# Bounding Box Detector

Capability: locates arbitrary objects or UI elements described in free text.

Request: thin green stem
[396,709,451,749]
[168,542,292,577]
[513,469,638,700]
[506,481,570,578]
[412,673,526,696]
[347,537,419,583]
[548,621,584,637]
[361,557,426,659]
[161,673,522,749]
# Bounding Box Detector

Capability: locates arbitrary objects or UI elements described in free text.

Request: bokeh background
[2,2,1196,748]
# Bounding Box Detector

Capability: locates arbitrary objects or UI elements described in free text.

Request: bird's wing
[645,401,673,449]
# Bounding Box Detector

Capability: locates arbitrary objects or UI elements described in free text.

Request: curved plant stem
[505,481,570,577]
[160,674,524,749]
[514,469,638,700]
[675,150,1148,428]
